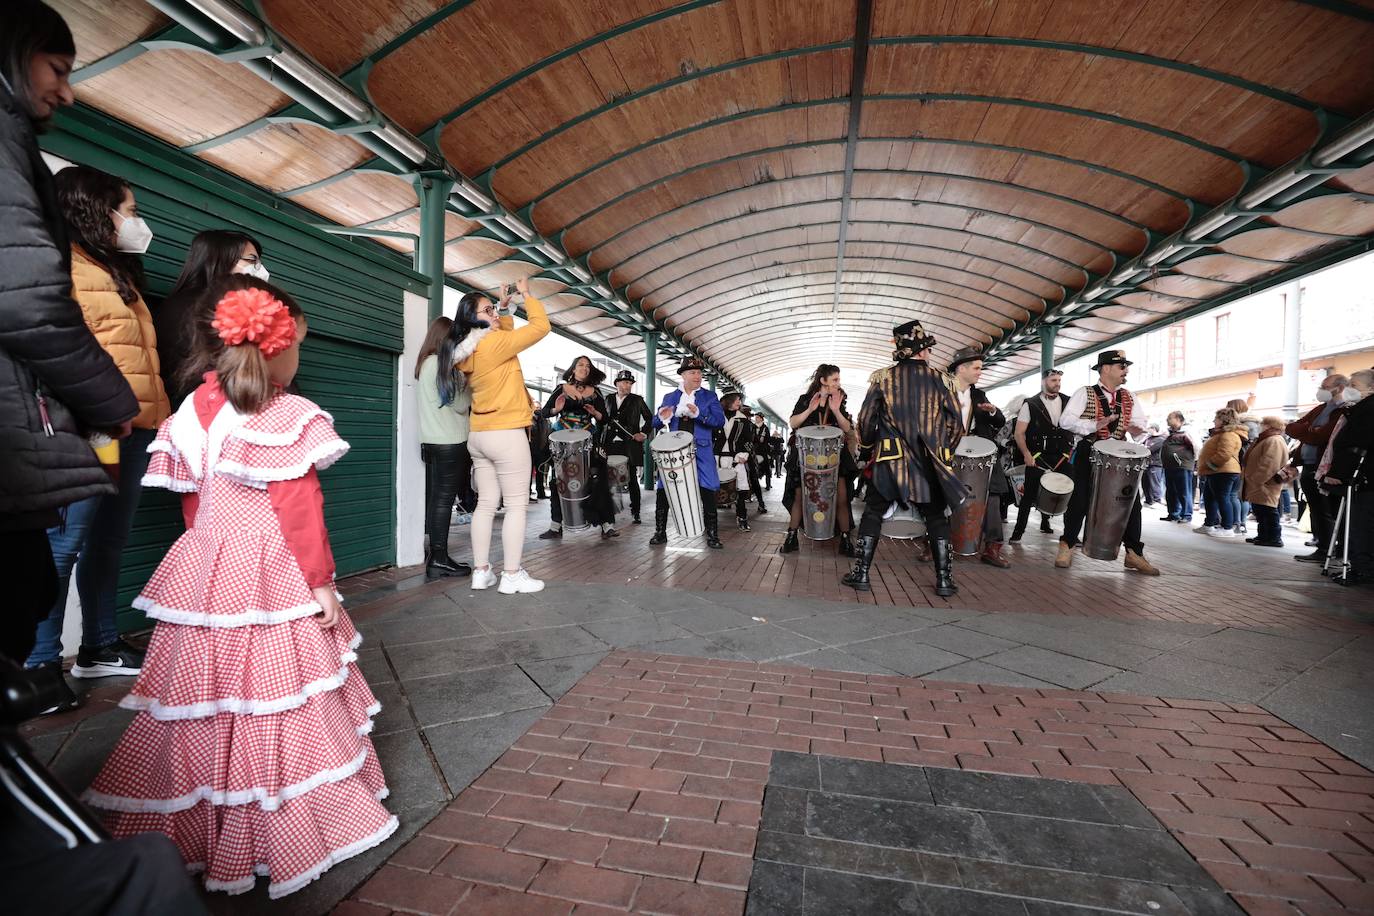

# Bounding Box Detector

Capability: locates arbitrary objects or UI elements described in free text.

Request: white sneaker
[1193,525,1212,533]
[1207,527,1236,539]
[499,569,545,594]
[470,567,498,590]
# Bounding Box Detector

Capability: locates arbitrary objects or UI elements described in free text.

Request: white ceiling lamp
[493,213,534,241]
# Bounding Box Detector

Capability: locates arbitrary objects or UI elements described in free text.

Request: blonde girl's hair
[185,275,303,415]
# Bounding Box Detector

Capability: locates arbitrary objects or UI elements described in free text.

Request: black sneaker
[538,527,563,540]
[28,661,81,715]
[1295,551,1327,563]
[71,638,144,679]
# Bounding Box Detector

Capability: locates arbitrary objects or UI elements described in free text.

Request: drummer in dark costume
[538,355,620,540]
[1054,350,1161,575]
[649,357,726,549]
[741,406,769,511]
[604,369,652,524]
[948,346,1011,569]
[1011,369,1071,542]
[751,412,774,491]
[779,365,858,557]
[715,392,759,531]
[843,320,966,597]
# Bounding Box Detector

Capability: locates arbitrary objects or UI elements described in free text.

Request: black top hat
[1091,349,1133,370]
[893,319,936,353]
[614,369,635,383]
[947,345,985,372]
[677,356,706,374]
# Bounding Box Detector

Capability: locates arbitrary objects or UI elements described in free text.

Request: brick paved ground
[350,650,1374,915]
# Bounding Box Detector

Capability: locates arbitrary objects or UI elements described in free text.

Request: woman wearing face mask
[156,228,266,404]
[25,165,171,708]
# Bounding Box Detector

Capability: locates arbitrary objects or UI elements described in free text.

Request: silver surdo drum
[796,425,844,540]
[1036,471,1074,516]
[883,502,927,540]
[550,429,593,530]
[651,431,703,538]
[949,435,996,556]
[1083,439,1149,560]
[606,454,630,512]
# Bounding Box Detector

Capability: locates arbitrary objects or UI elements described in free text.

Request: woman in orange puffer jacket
[26,166,172,709]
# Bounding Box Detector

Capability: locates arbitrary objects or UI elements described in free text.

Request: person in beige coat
[1242,416,1291,548]
[28,165,171,709]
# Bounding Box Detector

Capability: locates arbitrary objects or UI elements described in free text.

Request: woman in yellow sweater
[444,276,550,593]
[28,166,171,708]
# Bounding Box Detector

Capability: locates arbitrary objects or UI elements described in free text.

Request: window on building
[1168,325,1185,377]
[1214,313,1230,368]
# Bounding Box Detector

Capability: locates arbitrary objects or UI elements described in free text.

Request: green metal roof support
[418,175,454,321]
[1040,325,1058,376]
[642,330,659,488]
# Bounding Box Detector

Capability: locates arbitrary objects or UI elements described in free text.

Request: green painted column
[707,371,716,392]
[642,331,659,488]
[1039,324,1058,375]
[417,175,453,321]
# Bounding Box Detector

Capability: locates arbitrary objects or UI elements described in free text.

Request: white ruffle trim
[186,805,397,899]
[133,595,328,628]
[118,633,364,720]
[451,325,491,369]
[140,473,198,493]
[82,745,375,814]
[215,439,350,489]
[230,407,336,447]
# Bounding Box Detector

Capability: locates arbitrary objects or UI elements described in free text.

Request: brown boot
[1054,540,1074,568]
[980,543,1010,568]
[1124,549,1160,576]
[913,536,931,562]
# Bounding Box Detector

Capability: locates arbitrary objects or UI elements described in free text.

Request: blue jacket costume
[652,388,726,490]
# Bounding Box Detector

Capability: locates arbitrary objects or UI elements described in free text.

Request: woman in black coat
[0,4,138,664]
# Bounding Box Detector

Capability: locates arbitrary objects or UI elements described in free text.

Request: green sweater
[417,355,470,445]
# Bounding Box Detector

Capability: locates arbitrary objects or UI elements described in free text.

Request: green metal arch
[647,247,1065,321]
[601,193,1113,290]
[692,300,1005,357]
[628,225,1088,305]
[555,137,1167,246]
[471,36,1318,181]
[623,215,1093,300]
[525,93,1243,215]
[665,271,1031,333]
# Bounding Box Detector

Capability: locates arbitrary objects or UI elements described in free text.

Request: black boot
[931,537,957,598]
[705,507,723,549]
[838,531,854,557]
[736,493,751,531]
[779,528,799,554]
[841,535,878,591]
[426,548,471,580]
[649,496,670,545]
[1040,516,1054,534]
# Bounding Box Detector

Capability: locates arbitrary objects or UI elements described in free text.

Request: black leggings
[422,443,469,553]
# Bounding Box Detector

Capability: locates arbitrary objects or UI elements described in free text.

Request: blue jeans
[1200,475,1219,526]
[1209,472,1241,529]
[1280,486,1292,515]
[1164,468,1194,520]
[27,428,155,667]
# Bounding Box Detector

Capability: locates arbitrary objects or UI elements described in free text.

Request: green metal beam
[418,175,454,321]
[1039,325,1059,375]
[831,0,875,362]
[531,94,1234,221]
[560,138,1163,243]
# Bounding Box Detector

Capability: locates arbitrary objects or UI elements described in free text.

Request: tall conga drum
[651,431,703,538]
[949,436,996,556]
[607,454,629,512]
[1035,471,1074,516]
[883,502,927,540]
[796,426,844,540]
[550,429,592,529]
[1083,439,1150,560]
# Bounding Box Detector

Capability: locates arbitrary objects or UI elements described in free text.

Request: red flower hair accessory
[212,288,296,358]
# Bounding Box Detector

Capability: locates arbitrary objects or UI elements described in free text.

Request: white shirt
[957,386,973,432]
[1016,392,1064,428]
[674,387,699,418]
[1060,384,1149,438]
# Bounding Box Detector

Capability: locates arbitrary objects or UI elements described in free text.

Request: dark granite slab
[747,751,1243,916]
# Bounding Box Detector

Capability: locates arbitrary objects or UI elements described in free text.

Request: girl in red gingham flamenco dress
[83,280,395,898]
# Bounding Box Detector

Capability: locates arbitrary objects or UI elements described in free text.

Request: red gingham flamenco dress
[82,380,396,898]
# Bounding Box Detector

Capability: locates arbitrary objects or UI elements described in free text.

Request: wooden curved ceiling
[58,0,1374,388]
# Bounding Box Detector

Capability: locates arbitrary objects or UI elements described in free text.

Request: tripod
[1322,450,1367,585]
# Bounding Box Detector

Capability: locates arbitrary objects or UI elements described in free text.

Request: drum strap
[1089,386,1134,440]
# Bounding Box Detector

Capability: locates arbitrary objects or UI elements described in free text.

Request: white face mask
[236,262,270,282]
[1315,388,1333,403]
[111,211,153,254]
[1343,387,1364,403]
